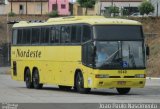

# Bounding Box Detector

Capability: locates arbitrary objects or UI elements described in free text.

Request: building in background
[72,2,95,15]
[95,0,143,16]
[0,0,8,15]
[49,0,70,15]
[7,0,48,15]
[150,0,160,16]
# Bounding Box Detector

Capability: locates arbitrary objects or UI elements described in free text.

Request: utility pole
[100,1,102,15]
[157,0,159,17]
[56,0,58,11]
[112,0,113,6]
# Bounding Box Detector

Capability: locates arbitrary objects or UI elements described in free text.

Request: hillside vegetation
[0,16,160,77]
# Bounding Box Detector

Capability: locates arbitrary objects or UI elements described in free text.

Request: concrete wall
[150,0,160,16]
[73,3,95,16]
[0,5,6,15]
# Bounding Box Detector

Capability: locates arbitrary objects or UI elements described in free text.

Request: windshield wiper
[100,48,122,67]
[105,48,122,62]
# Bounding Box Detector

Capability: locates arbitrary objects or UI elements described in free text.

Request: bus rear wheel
[116,88,130,95]
[75,72,90,94]
[32,69,43,89]
[25,69,33,88]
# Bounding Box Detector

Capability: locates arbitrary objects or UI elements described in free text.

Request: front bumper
[88,78,146,88]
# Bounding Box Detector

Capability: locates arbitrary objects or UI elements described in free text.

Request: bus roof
[12,16,142,28]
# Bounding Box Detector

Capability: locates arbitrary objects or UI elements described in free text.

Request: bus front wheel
[25,69,33,88]
[116,88,130,95]
[76,72,90,94]
[32,69,43,89]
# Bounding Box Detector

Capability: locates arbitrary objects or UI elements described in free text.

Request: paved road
[0,67,10,74]
[0,74,160,103]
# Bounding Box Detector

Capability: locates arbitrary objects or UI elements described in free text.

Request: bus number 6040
[118,70,127,74]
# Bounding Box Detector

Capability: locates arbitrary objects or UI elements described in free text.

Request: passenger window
[50,27,60,43]
[26,29,31,44]
[31,28,40,44]
[82,42,94,66]
[22,29,27,44]
[12,29,18,45]
[23,29,31,44]
[71,25,81,43]
[41,27,49,44]
[17,29,23,44]
[82,25,92,42]
[60,26,71,43]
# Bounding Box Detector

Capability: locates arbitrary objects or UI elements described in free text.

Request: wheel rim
[33,71,39,87]
[77,73,83,88]
[26,72,30,86]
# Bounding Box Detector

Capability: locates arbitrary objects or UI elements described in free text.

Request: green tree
[139,0,154,15]
[48,10,59,18]
[77,0,96,15]
[108,6,119,17]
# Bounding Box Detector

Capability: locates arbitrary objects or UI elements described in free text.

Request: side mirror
[146,45,150,57]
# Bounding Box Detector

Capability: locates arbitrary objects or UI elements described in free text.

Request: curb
[146,77,160,80]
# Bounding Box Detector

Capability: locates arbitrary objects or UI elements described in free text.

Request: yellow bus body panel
[11,45,146,89]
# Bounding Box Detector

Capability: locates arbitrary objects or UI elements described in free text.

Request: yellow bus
[11,16,148,94]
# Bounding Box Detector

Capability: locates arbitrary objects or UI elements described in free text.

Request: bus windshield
[93,25,143,40]
[95,41,145,69]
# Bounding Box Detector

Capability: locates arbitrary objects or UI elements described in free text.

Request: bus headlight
[95,74,109,78]
[135,74,145,78]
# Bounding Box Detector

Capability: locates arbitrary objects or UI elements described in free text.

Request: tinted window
[82,42,94,67]
[71,25,81,43]
[41,27,49,44]
[22,29,31,44]
[50,26,60,43]
[31,28,40,44]
[12,29,18,45]
[60,26,71,43]
[82,25,92,42]
[26,29,31,44]
[94,25,143,40]
[17,29,23,44]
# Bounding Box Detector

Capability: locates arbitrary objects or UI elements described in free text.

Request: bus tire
[116,88,130,95]
[25,69,33,88]
[75,72,91,94]
[32,69,43,89]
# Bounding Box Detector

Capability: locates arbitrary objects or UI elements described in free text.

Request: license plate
[117,81,126,85]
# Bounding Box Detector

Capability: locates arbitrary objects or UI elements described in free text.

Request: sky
[70,0,76,3]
